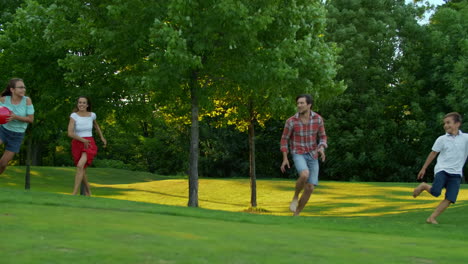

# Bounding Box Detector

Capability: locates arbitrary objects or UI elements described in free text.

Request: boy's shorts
[292,153,319,185]
[431,171,462,203]
[0,125,25,153]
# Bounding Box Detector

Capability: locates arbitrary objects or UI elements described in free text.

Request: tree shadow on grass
[91,187,142,197]
[7,166,180,185]
[283,182,467,216]
[93,186,248,208]
[84,168,181,185]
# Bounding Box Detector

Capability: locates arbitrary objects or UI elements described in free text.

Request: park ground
[1,166,468,263]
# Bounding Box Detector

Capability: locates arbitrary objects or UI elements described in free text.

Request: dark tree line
[1,0,467,186]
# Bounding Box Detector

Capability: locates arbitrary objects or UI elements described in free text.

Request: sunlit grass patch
[89,179,468,217]
[2,167,468,264]
[1,166,467,217]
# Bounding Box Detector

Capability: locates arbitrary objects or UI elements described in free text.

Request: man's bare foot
[426,218,438,224]
[289,199,298,213]
[413,183,428,198]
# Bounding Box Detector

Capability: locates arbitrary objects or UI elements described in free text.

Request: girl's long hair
[73,96,92,112]
[1,78,23,97]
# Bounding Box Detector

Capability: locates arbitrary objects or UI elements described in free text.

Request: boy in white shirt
[413,112,468,224]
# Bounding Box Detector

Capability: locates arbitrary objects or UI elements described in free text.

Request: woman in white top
[68,96,106,196]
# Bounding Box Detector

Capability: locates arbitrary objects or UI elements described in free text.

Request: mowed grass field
[1,166,468,263]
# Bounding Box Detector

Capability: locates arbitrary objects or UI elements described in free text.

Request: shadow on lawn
[90,186,139,197]
[93,186,248,207]
[87,168,179,185]
[279,182,466,216]
[3,166,177,186]
[6,166,468,217]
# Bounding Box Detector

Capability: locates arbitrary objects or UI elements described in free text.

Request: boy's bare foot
[413,183,427,198]
[426,218,439,224]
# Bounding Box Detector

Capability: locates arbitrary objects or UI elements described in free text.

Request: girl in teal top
[0,78,35,174]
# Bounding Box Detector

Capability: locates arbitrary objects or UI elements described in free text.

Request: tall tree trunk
[248,101,257,207]
[188,72,199,207]
[31,142,39,165]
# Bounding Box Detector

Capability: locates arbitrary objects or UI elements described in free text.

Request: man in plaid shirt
[280,94,327,216]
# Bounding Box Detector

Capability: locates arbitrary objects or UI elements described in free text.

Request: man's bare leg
[426,199,451,224]
[294,183,314,216]
[290,171,309,212]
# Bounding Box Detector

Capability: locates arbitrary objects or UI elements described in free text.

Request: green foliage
[254,119,296,179]
[1,0,466,183]
[0,0,24,29]
[198,123,249,178]
[320,0,437,181]
[137,133,189,175]
[93,159,129,170]
[431,1,468,115]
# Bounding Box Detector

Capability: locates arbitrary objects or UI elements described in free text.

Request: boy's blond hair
[444,112,462,123]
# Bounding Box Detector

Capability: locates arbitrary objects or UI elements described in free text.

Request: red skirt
[71,137,98,168]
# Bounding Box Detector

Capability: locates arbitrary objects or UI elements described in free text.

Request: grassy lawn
[1,166,468,263]
[3,166,467,217]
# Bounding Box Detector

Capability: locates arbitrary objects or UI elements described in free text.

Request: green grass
[1,166,468,263]
[3,166,465,216]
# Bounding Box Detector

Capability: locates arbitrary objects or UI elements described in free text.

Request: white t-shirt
[432,131,468,176]
[70,112,96,137]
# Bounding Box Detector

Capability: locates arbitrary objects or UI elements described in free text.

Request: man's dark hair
[444,112,462,123]
[296,94,313,106]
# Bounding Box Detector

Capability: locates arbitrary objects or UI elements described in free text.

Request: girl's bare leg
[0,150,15,174]
[72,153,88,195]
[82,171,92,196]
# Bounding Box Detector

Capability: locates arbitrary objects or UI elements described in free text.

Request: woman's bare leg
[72,153,88,195]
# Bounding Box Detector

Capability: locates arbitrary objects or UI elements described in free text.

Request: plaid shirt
[280,111,327,159]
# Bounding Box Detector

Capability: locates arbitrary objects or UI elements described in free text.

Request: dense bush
[93,159,130,170]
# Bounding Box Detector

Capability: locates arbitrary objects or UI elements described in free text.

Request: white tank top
[70,112,96,137]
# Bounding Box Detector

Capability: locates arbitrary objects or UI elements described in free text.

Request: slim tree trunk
[248,101,257,207]
[188,72,199,207]
[33,143,39,165]
[80,183,86,196]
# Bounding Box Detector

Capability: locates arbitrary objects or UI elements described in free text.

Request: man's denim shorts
[292,153,319,185]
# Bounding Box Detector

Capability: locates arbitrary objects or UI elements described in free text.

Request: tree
[147,0,345,207]
[0,0,168,174]
[0,0,24,30]
[430,1,468,115]
[323,0,427,181]
[417,0,468,179]
[0,0,71,167]
[202,0,344,207]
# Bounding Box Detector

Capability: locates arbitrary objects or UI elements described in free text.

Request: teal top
[1,96,35,133]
